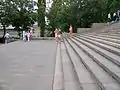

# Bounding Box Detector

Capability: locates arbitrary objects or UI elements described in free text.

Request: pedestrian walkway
[0,40,57,90]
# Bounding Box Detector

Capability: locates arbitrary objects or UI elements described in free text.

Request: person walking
[117,10,120,21]
[54,28,59,42]
[68,25,73,37]
[57,28,62,43]
[23,31,26,41]
[5,32,10,44]
[25,31,28,41]
[113,12,117,22]
[108,13,111,24]
[27,31,30,41]
[30,30,33,40]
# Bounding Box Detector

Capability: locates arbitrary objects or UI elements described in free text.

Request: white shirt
[113,13,116,16]
[108,13,111,19]
[5,33,10,38]
[23,31,25,37]
[27,32,30,37]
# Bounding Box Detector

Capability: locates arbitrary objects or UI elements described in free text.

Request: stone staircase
[53,23,120,90]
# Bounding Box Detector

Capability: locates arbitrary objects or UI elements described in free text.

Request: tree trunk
[40,22,45,37]
[1,24,6,43]
[38,0,46,37]
[40,29,44,37]
[2,24,6,38]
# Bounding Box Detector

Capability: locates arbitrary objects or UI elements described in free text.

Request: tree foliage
[47,0,120,32]
[38,0,46,37]
[0,0,14,37]
[10,0,38,31]
[0,0,37,38]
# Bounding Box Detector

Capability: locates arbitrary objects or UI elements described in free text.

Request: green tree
[47,0,70,32]
[0,0,12,38]
[0,0,37,40]
[38,0,46,37]
[10,0,38,31]
[47,0,120,33]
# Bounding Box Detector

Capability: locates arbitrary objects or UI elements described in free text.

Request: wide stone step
[64,38,102,90]
[70,37,120,82]
[77,35,120,50]
[75,36,120,56]
[96,31,120,36]
[31,37,54,40]
[65,37,120,90]
[54,30,120,90]
[80,34,120,44]
[85,33,120,41]
[53,44,64,90]
[73,36,120,67]
[61,41,81,90]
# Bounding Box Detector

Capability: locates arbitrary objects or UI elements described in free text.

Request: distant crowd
[4,28,33,44]
[4,25,73,44]
[108,10,120,24]
[22,30,33,42]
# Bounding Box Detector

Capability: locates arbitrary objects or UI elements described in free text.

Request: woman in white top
[27,31,31,41]
[54,28,59,42]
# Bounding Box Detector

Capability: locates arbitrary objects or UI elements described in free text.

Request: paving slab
[0,40,57,90]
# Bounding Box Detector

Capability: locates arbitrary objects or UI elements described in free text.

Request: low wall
[77,23,108,33]
[0,30,18,35]
[77,28,91,33]
[92,23,108,29]
[31,37,54,40]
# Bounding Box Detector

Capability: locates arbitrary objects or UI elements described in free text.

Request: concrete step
[99,31,120,36]
[31,37,54,40]
[77,35,120,50]
[64,38,101,90]
[53,44,64,90]
[94,34,120,40]
[73,36,120,67]
[54,29,120,90]
[70,37,120,82]
[74,36,120,56]
[65,37,120,90]
[80,33,120,43]
[80,34,120,44]
[84,33,120,41]
[60,42,81,90]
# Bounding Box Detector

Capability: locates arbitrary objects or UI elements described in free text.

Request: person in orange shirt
[68,25,73,37]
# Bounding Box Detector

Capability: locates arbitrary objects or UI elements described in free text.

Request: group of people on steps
[54,25,73,43]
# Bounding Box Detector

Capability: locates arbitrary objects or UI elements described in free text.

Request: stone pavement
[0,40,57,90]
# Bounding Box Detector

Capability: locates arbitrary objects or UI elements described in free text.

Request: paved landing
[0,40,57,90]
